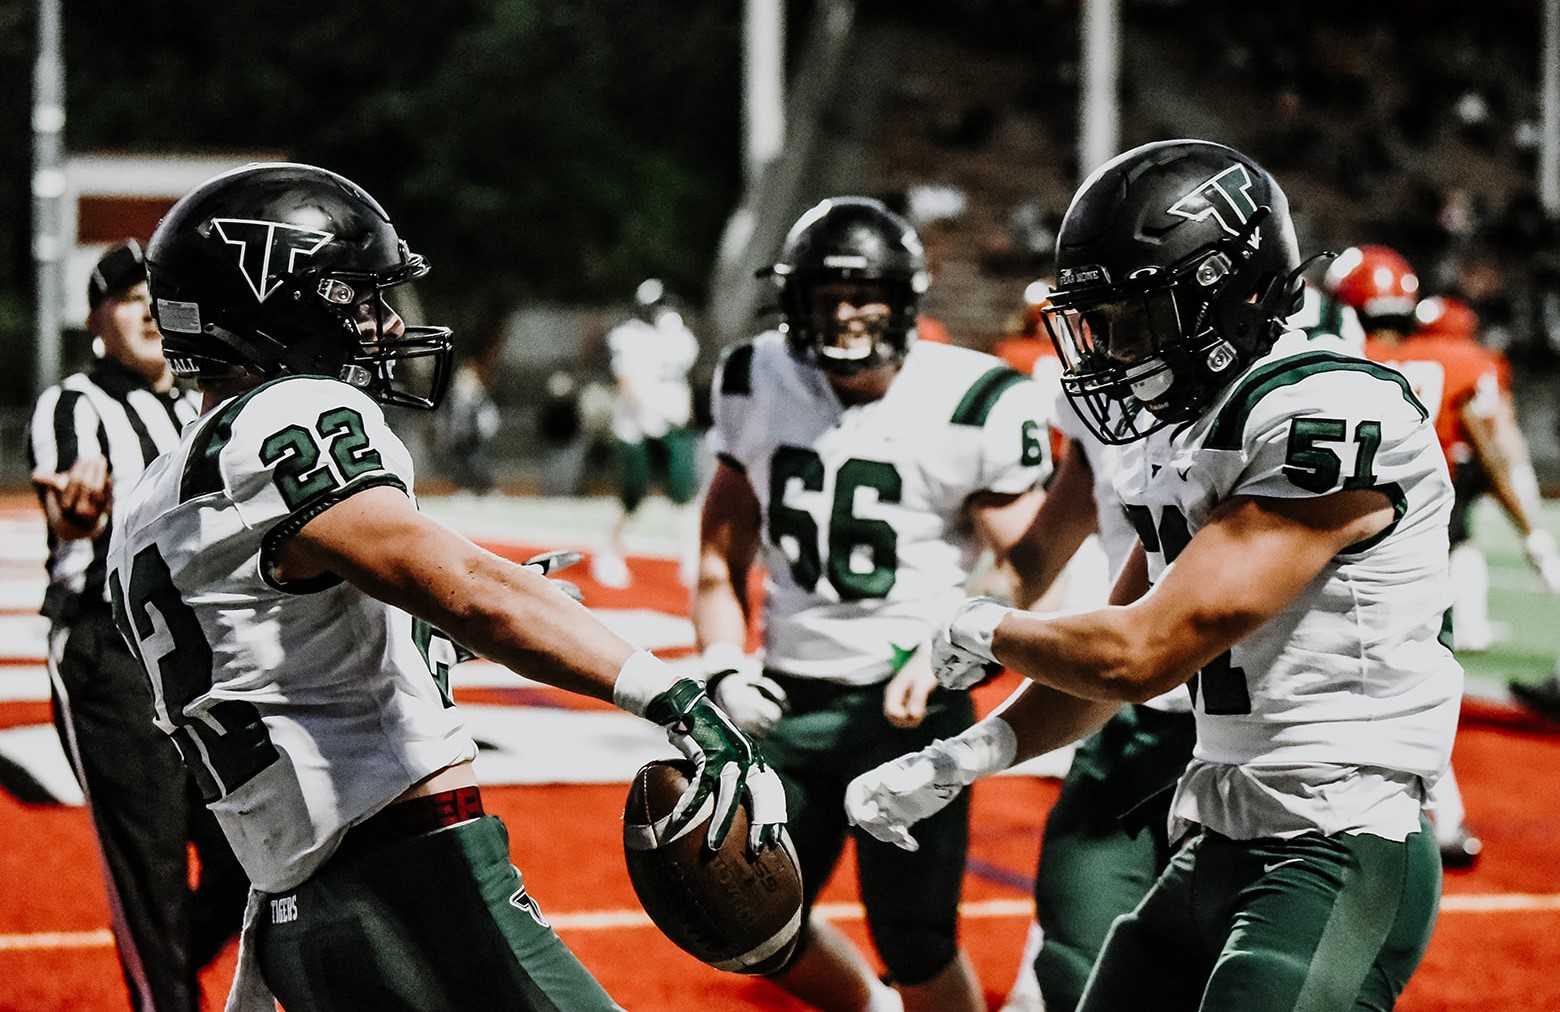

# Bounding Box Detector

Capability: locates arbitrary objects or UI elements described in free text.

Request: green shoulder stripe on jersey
[178,375,299,503]
[951,366,1026,426]
[1205,352,1428,451]
[719,342,755,396]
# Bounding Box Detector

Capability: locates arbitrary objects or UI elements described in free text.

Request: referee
[25,240,246,1011]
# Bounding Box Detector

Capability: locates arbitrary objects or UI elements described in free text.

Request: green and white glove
[615,651,786,853]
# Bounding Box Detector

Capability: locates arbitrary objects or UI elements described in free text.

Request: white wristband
[699,642,747,674]
[940,716,1019,785]
[952,598,1015,664]
[612,649,681,718]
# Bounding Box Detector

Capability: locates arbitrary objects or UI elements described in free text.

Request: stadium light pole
[1078,0,1121,178]
[32,0,66,397]
[1542,0,1559,216]
[744,0,786,187]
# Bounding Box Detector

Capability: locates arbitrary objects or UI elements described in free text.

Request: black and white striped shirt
[25,358,201,622]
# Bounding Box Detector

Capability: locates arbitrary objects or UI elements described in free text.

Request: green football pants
[257,815,621,1011]
[615,427,698,510]
[1077,815,1441,1012]
[1033,705,1196,1012]
[759,673,975,986]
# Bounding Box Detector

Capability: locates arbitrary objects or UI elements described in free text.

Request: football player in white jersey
[847,141,1457,1010]
[592,278,702,588]
[107,163,787,1012]
[694,197,1053,1012]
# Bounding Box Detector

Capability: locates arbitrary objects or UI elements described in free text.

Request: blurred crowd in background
[4,0,1557,494]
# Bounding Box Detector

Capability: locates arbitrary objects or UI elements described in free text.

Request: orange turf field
[1,532,1557,1010]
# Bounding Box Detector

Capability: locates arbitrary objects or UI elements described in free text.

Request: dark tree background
[0,1,769,403]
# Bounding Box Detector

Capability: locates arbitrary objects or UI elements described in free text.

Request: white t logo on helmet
[211,218,334,302]
[1166,164,1258,237]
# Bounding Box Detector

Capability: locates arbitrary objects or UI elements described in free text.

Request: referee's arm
[26,387,110,541]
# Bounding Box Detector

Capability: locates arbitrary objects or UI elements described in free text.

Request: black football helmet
[760,197,929,374]
[1042,140,1306,444]
[145,162,453,409]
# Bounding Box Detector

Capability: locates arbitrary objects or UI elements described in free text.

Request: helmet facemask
[322,254,453,410]
[1045,206,1297,445]
[161,243,453,410]
[781,273,921,375]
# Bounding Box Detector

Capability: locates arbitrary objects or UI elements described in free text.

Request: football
[623,759,803,975]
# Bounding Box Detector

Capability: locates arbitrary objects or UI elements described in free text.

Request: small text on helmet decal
[1058,264,1111,288]
[211,219,334,303]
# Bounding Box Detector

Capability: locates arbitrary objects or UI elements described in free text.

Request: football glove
[522,549,585,602]
[703,643,788,736]
[1523,530,1560,595]
[932,597,1014,690]
[646,678,788,854]
[845,717,1017,852]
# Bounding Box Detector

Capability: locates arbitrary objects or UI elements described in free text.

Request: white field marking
[4,895,1559,953]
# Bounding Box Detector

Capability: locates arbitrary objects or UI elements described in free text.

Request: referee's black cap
[87,240,147,311]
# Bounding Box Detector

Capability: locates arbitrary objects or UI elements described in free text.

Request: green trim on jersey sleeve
[1205,352,1428,451]
[950,365,1027,426]
[257,472,409,594]
[719,342,755,396]
[178,375,298,503]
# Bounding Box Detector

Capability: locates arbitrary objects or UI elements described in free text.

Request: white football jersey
[711,334,1051,684]
[606,314,699,441]
[107,376,475,893]
[1113,332,1461,838]
[1050,387,1137,577]
[1052,388,1190,714]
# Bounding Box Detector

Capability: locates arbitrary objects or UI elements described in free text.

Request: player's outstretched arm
[277,484,787,851]
[847,548,1144,851]
[947,488,1396,704]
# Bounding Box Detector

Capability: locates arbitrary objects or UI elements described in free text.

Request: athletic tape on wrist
[943,716,1019,784]
[954,598,1015,664]
[612,649,681,718]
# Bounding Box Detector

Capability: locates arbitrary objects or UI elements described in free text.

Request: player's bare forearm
[283,487,635,702]
[692,555,749,650]
[988,679,1120,763]
[978,441,1098,609]
[989,490,1393,702]
[692,460,761,650]
[1465,400,1541,535]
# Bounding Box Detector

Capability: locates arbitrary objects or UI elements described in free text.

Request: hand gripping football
[623,759,803,974]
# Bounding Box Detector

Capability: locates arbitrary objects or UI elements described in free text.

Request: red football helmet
[1323,244,1420,333]
[1414,295,1479,342]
